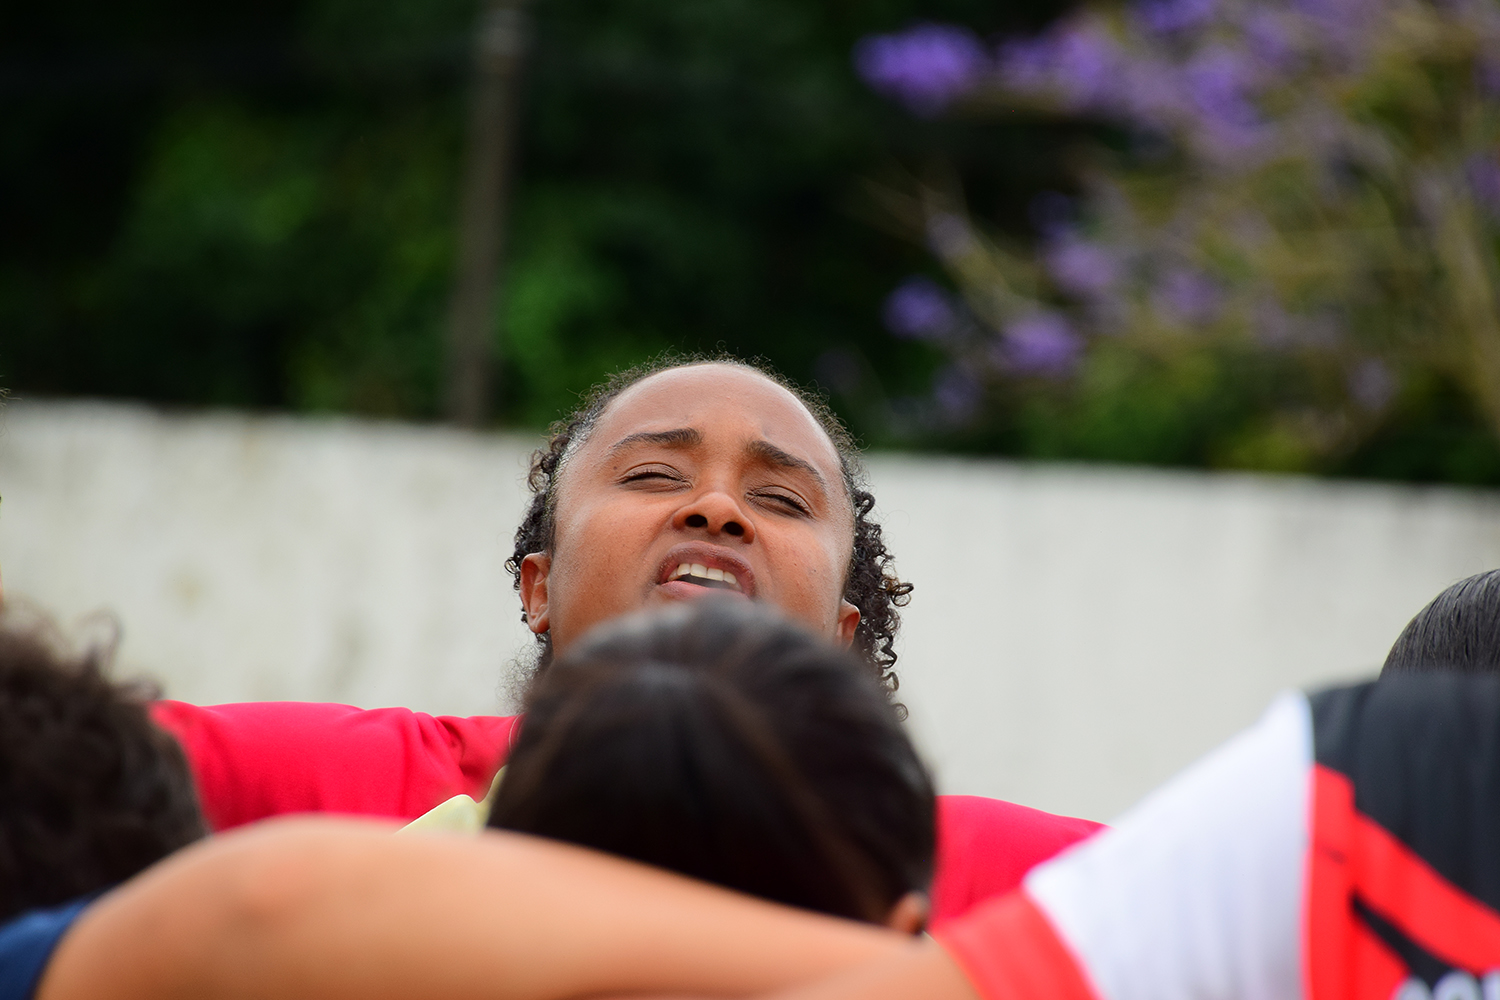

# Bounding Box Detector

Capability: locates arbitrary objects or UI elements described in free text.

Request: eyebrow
[744,439,827,489]
[606,428,703,455]
[607,428,828,490]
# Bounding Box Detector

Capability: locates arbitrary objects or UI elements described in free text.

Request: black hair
[487,599,936,925]
[0,609,206,921]
[505,356,913,697]
[1382,569,1500,676]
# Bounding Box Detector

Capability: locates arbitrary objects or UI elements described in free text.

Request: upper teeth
[671,563,737,586]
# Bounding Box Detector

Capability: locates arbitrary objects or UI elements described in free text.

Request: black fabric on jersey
[1309,675,1500,914]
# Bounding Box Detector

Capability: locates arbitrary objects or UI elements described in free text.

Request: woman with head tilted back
[150,358,1098,922]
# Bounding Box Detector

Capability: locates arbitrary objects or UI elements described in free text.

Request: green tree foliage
[0,0,1073,433]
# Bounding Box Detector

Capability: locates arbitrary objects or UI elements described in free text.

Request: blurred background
[4,0,1500,819]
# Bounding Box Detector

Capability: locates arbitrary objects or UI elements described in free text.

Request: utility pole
[444,0,530,427]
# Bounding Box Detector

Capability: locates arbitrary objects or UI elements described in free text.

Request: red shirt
[151,700,1101,924]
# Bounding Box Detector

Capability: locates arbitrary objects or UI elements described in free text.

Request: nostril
[685,513,708,528]
[724,521,745,537]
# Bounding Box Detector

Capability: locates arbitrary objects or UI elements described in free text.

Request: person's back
[488,599,934,928]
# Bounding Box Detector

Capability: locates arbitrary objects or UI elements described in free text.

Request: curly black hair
[506,356,913,696]
[0,609,206,921]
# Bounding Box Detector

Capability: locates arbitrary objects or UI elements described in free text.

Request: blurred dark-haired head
[0,607,206,921]
[487,599,935,926]
[1382,569,1500,677]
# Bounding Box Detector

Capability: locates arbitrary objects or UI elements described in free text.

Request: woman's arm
[37,818,905,1000]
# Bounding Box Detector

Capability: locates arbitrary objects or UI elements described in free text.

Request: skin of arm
[37,817,909,1000]
[595,944,981,1000]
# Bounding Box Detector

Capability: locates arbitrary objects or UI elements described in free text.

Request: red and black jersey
[935,677,1500,1000]
[1307,677,1500,1000]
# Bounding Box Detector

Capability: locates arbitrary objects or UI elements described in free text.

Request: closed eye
[620,467,687,488]
[751,490,810,516]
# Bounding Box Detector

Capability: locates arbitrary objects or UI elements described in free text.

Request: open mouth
[667,562,742,592]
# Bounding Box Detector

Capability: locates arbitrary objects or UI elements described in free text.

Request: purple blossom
[1045,236,1123,298]
[854,24,990,117]
[1000,311,1085,375]
[997,35,1056,92]
[883,277,958,340]
[1135,0,1218,35]
[933,365,985,420]
[1348,358,1397,411]
[1243,11,1300,73]
[1292,0,1374,60]
[1466,153,1500,218]
[998,21,1123,112]
[1119,58,1187,125]
[1154,267,1223,325]
[1052,23,1125,110]
[1183,47,1264,150]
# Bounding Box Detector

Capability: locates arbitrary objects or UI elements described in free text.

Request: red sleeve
[929,795,1103,926]
[150,700,520,831]
[933,890,1099,1000]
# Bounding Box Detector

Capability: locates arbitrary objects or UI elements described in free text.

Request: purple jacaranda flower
[997,34,1058,92]
[854,24,990,117]
[883,276,958,340]
[1466,153,1500,218]
[1000,20,1124,112]
[1185,47,1262,129]
[1045,236,1123,298]
[933,364,985,421]
[1243,10,1300,73]
[1348,358,1396,411]
[1135,0,1217,36]
[1292,0,1374,60]
[1154,267,1223,325]
[1051,22,1124,110]
[1000,311,1085,375]
[1120,58,1187,126]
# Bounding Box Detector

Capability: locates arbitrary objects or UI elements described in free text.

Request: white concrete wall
[3,399,1499,821]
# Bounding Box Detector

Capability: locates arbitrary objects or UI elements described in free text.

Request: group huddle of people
[2,359,1499,1000]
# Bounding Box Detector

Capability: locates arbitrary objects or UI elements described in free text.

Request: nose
[673,490,755,542]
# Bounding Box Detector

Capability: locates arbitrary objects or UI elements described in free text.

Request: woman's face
[519,364,860,657]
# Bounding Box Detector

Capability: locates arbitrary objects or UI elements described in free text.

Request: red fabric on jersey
[150,700,518,831]
[1306,764,1500,1000]
[934,890,1099,1000]
[930,795,1102,926]
[152,700,1100,918]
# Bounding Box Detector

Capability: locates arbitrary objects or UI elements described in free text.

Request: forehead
[586,365,844,477]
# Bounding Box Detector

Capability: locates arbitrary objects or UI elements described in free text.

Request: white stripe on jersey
[1025,691,1313,1000]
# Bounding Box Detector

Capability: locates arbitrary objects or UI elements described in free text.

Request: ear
[519,553,552,636]
[835,599,860,646]
[883,891,929,935]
